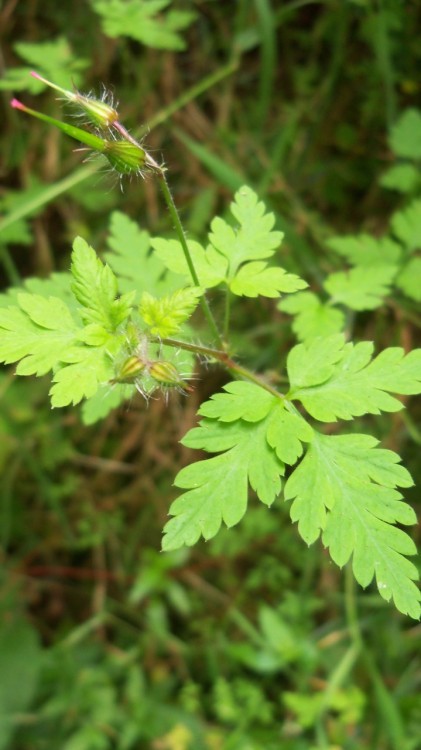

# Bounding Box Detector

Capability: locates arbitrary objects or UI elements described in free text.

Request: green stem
[159,336,283,399]
[345,562,362,648]
[157,174,223,346]
[223,289,231,339]
[375,0,397,128]
[0,244,21,286]
[344,567,405,748]
[141,58,239,135]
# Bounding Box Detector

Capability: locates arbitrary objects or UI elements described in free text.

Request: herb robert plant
[5,75,421,619]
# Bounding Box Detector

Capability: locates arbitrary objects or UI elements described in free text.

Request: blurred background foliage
[0,0,420,748]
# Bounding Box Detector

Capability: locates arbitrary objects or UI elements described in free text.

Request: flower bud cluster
[12,72,162,180]
[112,353,192,396]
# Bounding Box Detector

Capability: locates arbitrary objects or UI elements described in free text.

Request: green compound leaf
[0,242,127,408]
[199,381,275,422]
[153,186,306,298]
[91,0,196,51]
[288,336,421,421]
[230,261,307,298]
[163,383,314,551]
[324,264,396,310]
[209,186,283,271]
[286,334,345,389]
[391,198,421,252]
[266,405,314,465]
[278,292,345,341]
[380,163,420,194]
[0,293,80,375]
[139,287,202,337]
[151,237,228,289]
[50,344,115,407]
[326,234,402,265]
[285,433,419,619]
[71,236,135,330]
[81,384,129,425]
[0,36,88,93]
[162,418,285,551]
[208,186,305,297]
[388,108,421,160]
[104,212,183,300]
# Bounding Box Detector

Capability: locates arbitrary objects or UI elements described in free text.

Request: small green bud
[74,91,119,129]
[31,71,119,129]
[149,361,186,388]
[113,356,146,383]
[103,140,146,176]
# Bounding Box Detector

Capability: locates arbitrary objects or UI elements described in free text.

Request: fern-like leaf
[285,433,420,618]
[278,292,345,341]
[139,287,202,337]
[163,382,313,550]
[0,293,80,376]
[104,212,184,300]
[324,265,396,310]
[71,236,135,330]
[163,418,285,551]
[288,336,421,421]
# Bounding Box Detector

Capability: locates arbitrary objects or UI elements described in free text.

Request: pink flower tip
[11,98,25,110]
[30,71,42,80]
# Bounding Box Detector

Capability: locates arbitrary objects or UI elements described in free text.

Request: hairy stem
[112,119,224,347]
[157,174,223,347]
[158,336,283,399]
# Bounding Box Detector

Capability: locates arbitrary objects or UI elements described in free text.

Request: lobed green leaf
[71,236,135,330]
[151,237,227,289]
[380,163,420,194]
[286,334,345,389]
[389,108,421,160]
[139,287,202,337]
[288,336,421,421]
[0,294,80,376]
[395,257,421,302]
[199,381,275,422]
[327,234,402,266]
[104,212,183,300]
[279,292,345,341]
[50,345,114,407]
[209,185,283,276]
[92,0,196,51]
[391,198,421,252]
[324,265,396,310]
[163,418,285,550]
[285,432,419,618]
[163,384,315,550]
[230,262,307,298]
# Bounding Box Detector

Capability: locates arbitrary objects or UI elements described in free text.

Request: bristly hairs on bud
[31,71,120,130]
[110,332,194,402]
[13,73,220,346]
[28,72,164,179]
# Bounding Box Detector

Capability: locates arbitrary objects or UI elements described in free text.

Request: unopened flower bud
[103,140,146,176]
[149,361,185,388]
[113,356,146,383]
[74,91,119,129]
[31,71,119,129]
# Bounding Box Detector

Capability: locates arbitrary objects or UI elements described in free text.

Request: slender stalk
[0,245,21,286]
[141,58,239,134]
[344,562,362,648]
[223,289,231,340]
[111,111,223,349]
[157,174,223,347]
